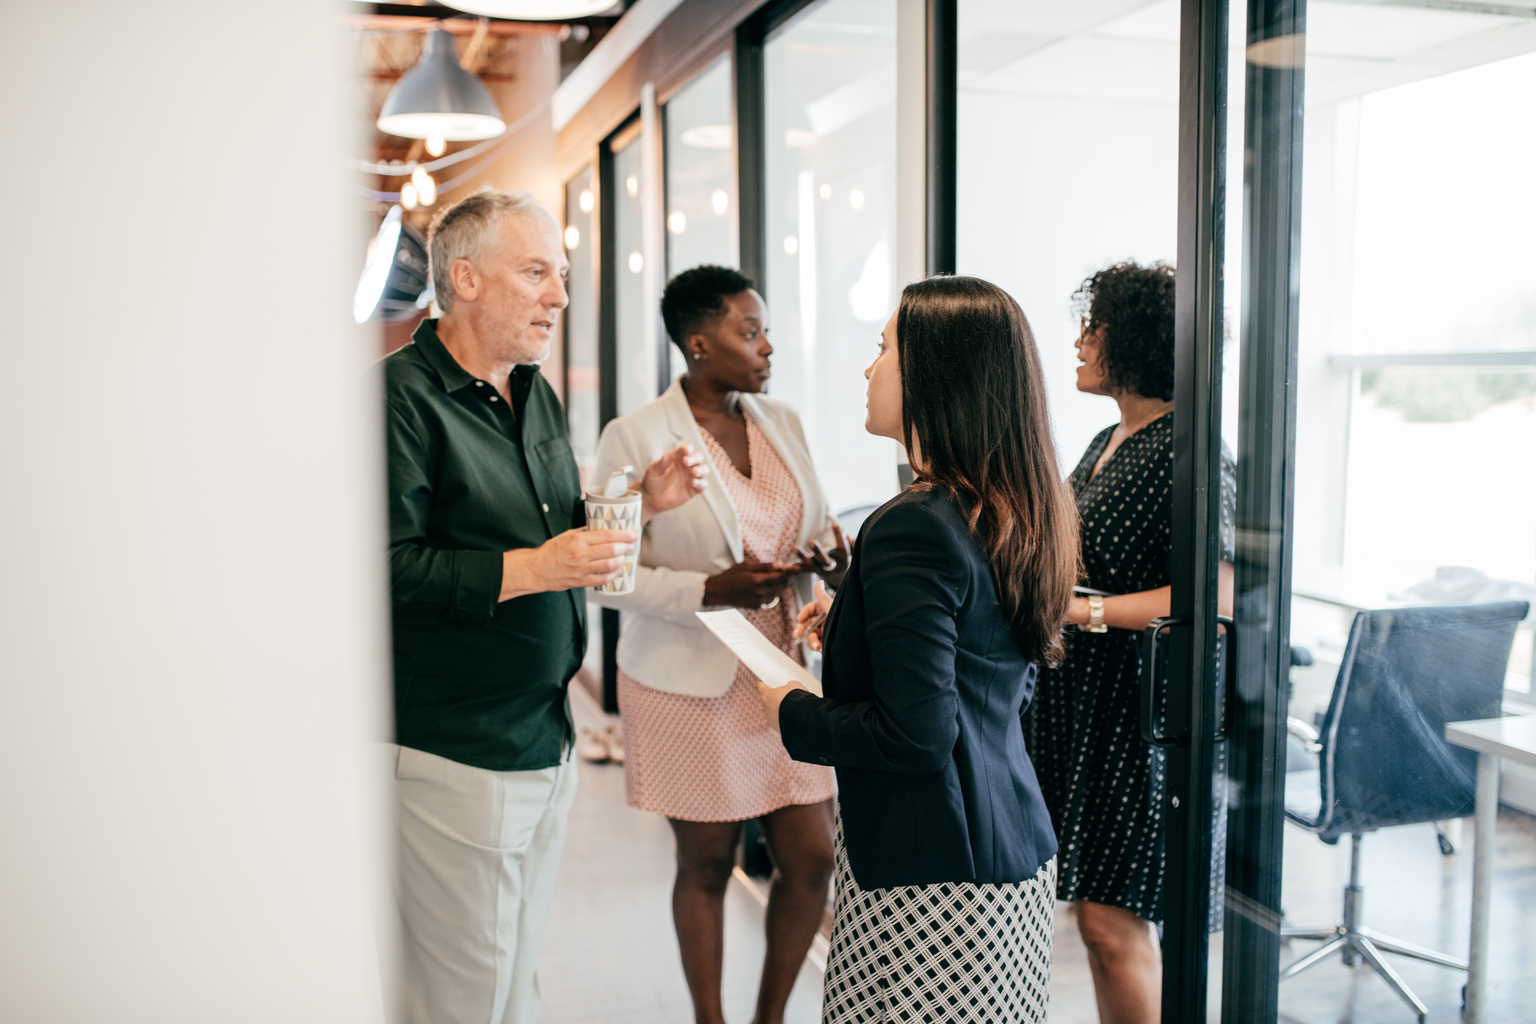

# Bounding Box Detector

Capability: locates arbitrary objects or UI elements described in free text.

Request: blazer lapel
[662,379,745,562]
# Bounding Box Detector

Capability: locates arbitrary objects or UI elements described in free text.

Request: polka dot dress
[617,412,836,823]
[1021,413,1235,925]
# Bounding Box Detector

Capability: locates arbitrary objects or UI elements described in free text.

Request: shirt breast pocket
[532,436,580,529]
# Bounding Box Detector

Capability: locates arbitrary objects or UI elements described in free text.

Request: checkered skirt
[822,814,1056,1023]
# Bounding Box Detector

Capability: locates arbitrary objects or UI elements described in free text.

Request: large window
[764,0,901,519]
[665,54,736,277]
[664,54,736,383]
[612,127,656,417]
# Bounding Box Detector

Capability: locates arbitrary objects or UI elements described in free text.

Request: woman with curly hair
[1022,261,1234,1023]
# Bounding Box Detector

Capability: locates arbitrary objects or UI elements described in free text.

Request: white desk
[1444,715,1536,1024]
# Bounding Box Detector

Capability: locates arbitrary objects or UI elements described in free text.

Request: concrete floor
[537,685,1534,1022]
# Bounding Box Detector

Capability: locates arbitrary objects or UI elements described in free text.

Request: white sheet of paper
[695,609,823,698]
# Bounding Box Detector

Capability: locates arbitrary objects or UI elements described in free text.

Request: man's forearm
[499,547,547,602]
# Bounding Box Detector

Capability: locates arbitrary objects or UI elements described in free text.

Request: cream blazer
[591,378,838,698]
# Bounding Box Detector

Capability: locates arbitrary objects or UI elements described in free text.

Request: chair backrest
[1314,600,1528,844]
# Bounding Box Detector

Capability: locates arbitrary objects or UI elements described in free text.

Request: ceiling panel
[971,35,1178,103]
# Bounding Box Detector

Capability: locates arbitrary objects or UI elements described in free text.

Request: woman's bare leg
[751,799,836,1024]
[669,818,745,1024]
[1076,900,1162,1024]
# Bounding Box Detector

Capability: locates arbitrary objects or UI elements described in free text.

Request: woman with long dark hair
[756,276,1078,1023]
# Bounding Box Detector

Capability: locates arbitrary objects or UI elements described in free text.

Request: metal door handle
[1140,615,1237,747]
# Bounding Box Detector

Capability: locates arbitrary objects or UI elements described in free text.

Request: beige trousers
[394,744,578,1024]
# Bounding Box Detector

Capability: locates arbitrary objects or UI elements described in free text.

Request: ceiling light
[564,225,580,249]
[625,174,639,198]
[411,166,437,206]
[668,211,686,234]
[711,190,728,215]
[849,189,865,210]
[819,183,831,200]
[401,183,419,210]
[354,206,432,324]
[579,189,595,212]
[784,128,817,148]
[425,133,446,157]
[377,29,506,142]
[438,1,620,20]
[783,235,798,255]
[628,251,644,274]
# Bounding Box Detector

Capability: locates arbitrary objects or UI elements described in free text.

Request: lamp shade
[442,1,619,19]
[376,29,506,142]
[354,206,434,324]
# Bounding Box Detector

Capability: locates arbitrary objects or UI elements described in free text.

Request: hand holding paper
[696,609,822,698]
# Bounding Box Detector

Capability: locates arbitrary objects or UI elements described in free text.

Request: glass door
[1219,1,1536,1022]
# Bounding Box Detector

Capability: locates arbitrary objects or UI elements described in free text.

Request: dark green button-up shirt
[383,319,585,771]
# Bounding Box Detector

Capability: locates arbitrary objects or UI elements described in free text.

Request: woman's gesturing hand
[792,579,836,652]
[703,560,795,609]
[639,442,709,523]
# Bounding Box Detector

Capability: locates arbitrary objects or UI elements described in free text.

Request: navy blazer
[778,488,1058,890]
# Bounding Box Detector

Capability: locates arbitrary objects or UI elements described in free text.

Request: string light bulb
[412,166,437,206]
[579,189,595,213]
[668,211,686,234]
[401,183,420,210]
[819,183,831,200]
[784,235,798,255]
[628,251,643,274]
[711,190,728,215]
[625,175,638,198]
[564,225,580,249]
[849,189,865,210]
[425,134,446,157]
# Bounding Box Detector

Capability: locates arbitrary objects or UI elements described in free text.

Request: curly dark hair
[1071,261,1176,401]
[660,265,755,354]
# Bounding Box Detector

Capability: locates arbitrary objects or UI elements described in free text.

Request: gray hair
[427,189,559,313]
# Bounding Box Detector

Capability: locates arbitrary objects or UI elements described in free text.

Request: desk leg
[1466,752,1499,1023]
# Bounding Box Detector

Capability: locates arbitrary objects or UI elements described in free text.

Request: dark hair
[898,276,1080,668]
[1072,261,1176,401]
[660,265,755,354]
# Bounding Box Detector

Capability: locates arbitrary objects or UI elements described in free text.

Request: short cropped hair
[427,190,558,313]
[660,265,755,354]
[1072,261,1176,401]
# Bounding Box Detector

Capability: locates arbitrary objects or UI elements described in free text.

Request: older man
[383,190,705,1024]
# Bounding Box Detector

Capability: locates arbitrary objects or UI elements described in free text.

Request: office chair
[1282,600,1528,1023]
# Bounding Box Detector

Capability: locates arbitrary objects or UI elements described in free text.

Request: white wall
[0,4,390,1021]
[956,91,1179,469]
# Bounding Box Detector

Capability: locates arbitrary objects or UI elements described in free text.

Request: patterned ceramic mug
[584,491,642,594]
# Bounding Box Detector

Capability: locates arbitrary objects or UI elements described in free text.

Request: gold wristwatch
[1078,594,1108,633]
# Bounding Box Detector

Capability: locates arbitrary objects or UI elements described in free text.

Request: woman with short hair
[758,275,1078,1023]
[593,264,846,1024]
[1023,260,1234,1024]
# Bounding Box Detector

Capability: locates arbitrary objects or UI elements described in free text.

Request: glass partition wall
[763,0,902,520]
[566,0,1536,1013]
[664,54,737,384]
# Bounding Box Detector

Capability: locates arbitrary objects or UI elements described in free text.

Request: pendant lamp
[442,1,619,18]
[354,207,434,324]
[377,29,506,142]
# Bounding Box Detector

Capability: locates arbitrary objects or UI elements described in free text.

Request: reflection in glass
[564,166,603,684]
[613,134,654,417]
[765,0,900,517]
[665,55,735,278]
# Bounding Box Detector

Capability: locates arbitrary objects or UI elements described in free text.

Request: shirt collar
[411,318,478,393]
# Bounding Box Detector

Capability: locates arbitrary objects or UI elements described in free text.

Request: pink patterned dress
[617,413,836,822]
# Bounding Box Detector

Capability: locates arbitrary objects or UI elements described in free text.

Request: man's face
[457,214,570,365]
